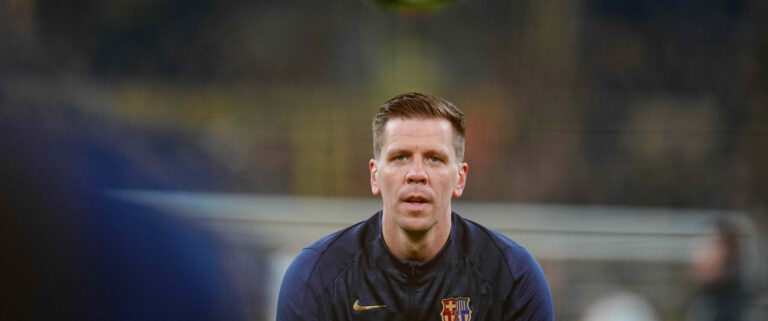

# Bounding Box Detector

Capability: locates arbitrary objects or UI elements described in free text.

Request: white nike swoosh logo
[353,299,387,311]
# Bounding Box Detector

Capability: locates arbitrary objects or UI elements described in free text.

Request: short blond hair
[372,92,466,161]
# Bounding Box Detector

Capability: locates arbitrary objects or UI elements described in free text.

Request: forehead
[381,118,455,150]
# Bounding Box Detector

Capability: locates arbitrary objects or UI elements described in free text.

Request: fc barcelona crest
[440,297,471,321]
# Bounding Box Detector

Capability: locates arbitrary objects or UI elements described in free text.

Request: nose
[406,161,427,184]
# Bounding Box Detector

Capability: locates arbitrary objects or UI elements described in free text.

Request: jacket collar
[368,211,459,282]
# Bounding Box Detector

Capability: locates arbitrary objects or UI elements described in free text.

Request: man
[277,92,553,320]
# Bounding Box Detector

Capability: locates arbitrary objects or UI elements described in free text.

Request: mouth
[402,195,430,210]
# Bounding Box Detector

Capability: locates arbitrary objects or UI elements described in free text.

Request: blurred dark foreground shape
[0,116,253,320]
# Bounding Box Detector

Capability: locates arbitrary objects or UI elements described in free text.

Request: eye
[393,155,407,162]
[428,156,442,163]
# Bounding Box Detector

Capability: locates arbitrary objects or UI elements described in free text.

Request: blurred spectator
[685,218,746,321]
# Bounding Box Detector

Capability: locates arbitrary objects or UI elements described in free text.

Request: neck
[381,211,452,262]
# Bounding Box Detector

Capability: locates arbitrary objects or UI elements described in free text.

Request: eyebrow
[385,148,450,158]
[385,148,411,157]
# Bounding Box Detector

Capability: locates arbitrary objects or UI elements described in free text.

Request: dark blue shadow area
[0,115,251,320]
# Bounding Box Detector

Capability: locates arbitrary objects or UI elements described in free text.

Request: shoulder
[454,214,553,320]
[285,215,374,288]
[484,225,542,278]
[455,214,540,276]
[454,213,550,292]
[277,213,379,319]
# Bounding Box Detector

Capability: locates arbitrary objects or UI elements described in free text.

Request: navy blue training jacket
[277,211,553,321]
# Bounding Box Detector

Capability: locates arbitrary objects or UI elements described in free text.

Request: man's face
[369,118,468,233]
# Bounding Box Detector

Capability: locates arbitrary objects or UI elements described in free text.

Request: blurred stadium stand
[2,0,768,320]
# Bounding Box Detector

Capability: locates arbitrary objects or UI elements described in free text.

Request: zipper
[408,264,417,321]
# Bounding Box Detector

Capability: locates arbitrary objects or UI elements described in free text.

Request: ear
[369,159,381,195]
[453,162,468,198]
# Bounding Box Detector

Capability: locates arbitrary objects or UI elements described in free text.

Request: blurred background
[1,0,767,320]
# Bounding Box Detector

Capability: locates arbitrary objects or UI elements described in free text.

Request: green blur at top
[367,0,463,14]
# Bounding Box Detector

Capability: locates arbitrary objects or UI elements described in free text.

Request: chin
[395,215,438,233]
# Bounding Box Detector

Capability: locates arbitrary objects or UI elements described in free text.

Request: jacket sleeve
[276,249,322,321]
[504,246,554,321]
